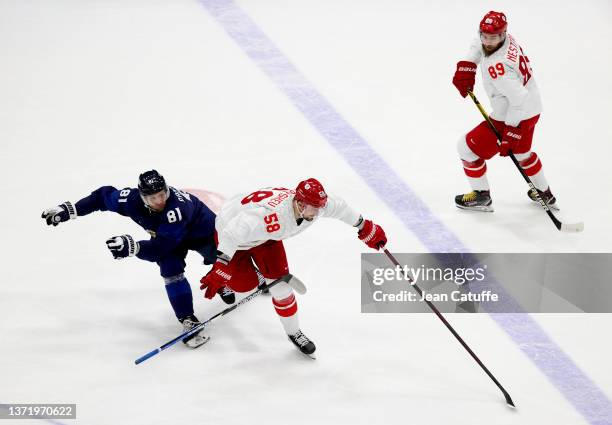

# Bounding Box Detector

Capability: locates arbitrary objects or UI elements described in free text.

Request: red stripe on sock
[520,153,542,176]
[462,158,487,178]
[273,294,298,317]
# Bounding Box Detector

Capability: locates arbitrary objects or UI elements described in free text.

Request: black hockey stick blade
[505,392,515,408]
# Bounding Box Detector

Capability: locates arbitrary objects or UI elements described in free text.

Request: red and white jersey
[465,33,542,126]
[215,187,361,259]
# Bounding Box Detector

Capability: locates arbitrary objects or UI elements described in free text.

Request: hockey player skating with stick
[452,11,558,212]
[41,170,234,348]
[198,178,387,358]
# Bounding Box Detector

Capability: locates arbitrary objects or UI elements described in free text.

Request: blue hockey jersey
[75,186,216,262]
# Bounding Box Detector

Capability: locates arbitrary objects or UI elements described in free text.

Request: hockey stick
[383,249,515,407]
[135,273,304,365]
[467,91,583,233]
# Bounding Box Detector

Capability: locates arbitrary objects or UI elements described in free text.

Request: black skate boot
[288,330,316,359]
[455,190,493,212]
[180,315,210,349]
[217,286,236,304]
[527,187,559,210]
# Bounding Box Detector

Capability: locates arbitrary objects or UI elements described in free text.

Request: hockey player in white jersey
[452,11,557,211]
[199,178,387,358]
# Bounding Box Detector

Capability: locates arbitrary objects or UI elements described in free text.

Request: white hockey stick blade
[287,275,307,295]
[561,222,584,233]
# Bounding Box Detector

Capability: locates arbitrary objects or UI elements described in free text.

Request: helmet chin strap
[141,196,160,213]
[294,200,315,221]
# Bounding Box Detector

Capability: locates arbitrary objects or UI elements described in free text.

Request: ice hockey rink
[1,0,611,424]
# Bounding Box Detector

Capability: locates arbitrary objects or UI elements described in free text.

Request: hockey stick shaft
[467,91,582,233]
[135,273,294,365]
[383,249,515,407]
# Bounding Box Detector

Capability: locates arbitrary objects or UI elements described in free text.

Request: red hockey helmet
[480,11,507,35]
[295,178,327,208]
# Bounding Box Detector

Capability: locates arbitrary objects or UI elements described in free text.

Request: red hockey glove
[200,262,232,299]
[452,61,477,98]
[500,125,523,157]
[358,220,387,250]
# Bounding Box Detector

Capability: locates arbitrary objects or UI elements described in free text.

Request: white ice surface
[0,1,611,424]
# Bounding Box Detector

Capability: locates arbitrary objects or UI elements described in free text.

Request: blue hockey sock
[164,276,194,321]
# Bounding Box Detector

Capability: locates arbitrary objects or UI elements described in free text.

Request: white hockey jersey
[215,187,361,259]
[465,33,542,126]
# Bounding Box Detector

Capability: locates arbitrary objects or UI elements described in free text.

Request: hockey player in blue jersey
[41,170,234,348]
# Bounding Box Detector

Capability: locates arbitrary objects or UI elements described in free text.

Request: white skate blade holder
[184,334,210,349]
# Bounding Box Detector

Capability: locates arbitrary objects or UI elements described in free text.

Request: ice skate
[455,190,493,212]
[527,187,559,210]
[180,315,210,349]
[288,330,316,359]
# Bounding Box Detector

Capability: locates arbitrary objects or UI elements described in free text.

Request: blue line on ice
[198,0,612,423]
